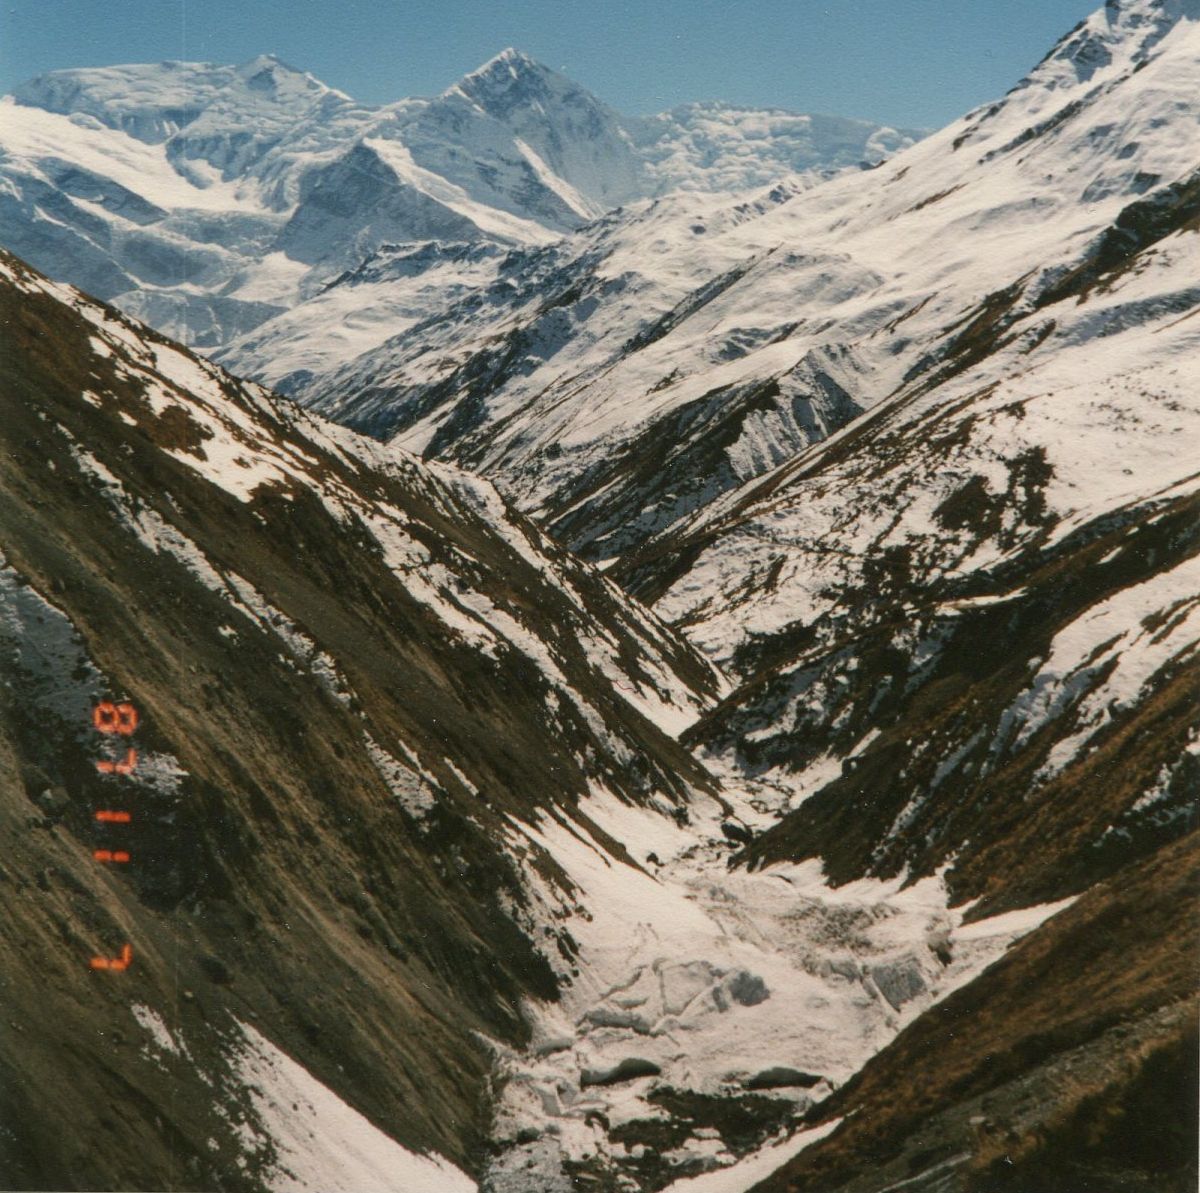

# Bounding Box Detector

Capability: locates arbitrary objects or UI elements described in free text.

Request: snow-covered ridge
[236,0,1199,573]
[0,48,922,351]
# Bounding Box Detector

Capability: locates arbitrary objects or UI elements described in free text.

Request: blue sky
[1,1,1100,129]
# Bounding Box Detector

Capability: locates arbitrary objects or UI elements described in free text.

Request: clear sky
[0,1,1101,130]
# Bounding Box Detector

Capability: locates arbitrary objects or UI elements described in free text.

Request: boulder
[581,1005,653,1033]
[659,960,722,1015]
[724,970,770,1006]
[579,1057,662,1087]
[34,785,71,818]
[871,955,928,1011]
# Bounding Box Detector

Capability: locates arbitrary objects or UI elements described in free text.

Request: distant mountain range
[218,0,1200,578]
[0,48,923,348]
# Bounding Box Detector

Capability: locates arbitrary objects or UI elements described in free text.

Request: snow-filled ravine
[484,786,1074,1190]
[117,778,1074,1192]
[108,771,1068,1193]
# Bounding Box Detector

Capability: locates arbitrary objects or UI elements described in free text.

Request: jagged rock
[612,993,650,1009]
[871,956,928,1011]
[530,1031,574,1057]
[533,1085,562,1117]
[818,957,863,983]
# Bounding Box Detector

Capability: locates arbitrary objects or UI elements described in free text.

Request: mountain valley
[0,3,1197,1191]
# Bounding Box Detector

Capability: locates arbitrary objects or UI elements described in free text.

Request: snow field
[488,784,1075,1187]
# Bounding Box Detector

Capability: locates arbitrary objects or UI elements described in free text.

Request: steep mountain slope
[217,9,1200,1183]
[0,246,730,1189]
[7,246,1175,1193]
[0,247,1098,1193]
[0,50,919,351]
[615,0,1200,913]
[754,832,1198,1193]
[249,0,1199,573]
[623,152,1199,1193]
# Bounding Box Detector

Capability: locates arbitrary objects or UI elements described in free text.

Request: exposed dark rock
[580,1057,663,1087]
[745,1067,824,1091]
[870,957,928,1012]
[725,970,770,1007]
[721,820,755,846]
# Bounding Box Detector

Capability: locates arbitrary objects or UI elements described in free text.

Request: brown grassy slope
[0,252,718,1189]
[723,483,1199,916]
[751,830,1200,1193]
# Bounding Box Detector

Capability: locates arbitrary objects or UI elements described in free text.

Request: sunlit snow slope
[0,49,920,351]
[250,0,1200,574]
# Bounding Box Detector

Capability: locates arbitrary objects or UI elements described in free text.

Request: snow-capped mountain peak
[1,44,928,349]
[435,47,645,213]
[1021,0,1199,90]
[452,45,591,112]
[10,55,337,145]
[452,46,544,92]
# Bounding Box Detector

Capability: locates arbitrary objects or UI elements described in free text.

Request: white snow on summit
[0,48,924,349]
